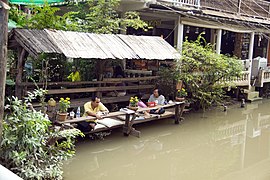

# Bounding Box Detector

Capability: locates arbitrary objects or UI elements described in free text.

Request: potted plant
[129,96,139,111]
[57,97,70,121]
[176,88,187,102]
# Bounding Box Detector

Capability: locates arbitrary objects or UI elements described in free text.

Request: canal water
[63,100,270,180]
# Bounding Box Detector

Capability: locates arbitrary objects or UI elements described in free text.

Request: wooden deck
[55,102,185,138]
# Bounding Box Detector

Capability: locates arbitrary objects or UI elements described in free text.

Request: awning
[9,0,65,5]
[9,28,180,60]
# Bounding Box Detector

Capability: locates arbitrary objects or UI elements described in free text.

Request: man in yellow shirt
[83,96,109,118]
[67,66,81,82]
[77,96,109,132]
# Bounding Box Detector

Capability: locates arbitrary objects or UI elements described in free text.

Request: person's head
[91,95,101,107]
[153,88,161,98]
[71,66,77,73]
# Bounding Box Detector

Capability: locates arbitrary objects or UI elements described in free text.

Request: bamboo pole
[0,0,9,142]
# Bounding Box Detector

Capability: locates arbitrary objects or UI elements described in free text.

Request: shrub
[175,35,243,111]
[0,90,83,179]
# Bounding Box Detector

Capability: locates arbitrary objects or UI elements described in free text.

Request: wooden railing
[19,76,159,106]
[200,0,270,19]
[157,0,200,8]
[220,71,250,86]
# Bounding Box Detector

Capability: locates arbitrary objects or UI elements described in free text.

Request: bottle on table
[70,110,75,119]
[76,107,80,118]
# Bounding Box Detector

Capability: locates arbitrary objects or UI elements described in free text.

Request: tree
[9,3,78,31]
[9,0,149,33]
[176,35,243,111]
[69,0,148,33]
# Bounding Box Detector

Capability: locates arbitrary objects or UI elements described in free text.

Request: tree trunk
[0,0,9,142]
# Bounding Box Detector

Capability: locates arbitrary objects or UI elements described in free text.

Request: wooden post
[0,0,9,142]
[123,113,130,136]
[15,48,26,99]
[123,113,140,138]
[175,103,181,124]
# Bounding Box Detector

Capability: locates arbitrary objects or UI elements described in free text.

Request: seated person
[148,88,165,114]
[67,66,81,82]
[77,96,109,132]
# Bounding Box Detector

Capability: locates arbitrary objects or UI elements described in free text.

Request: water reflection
[64,100,270,180]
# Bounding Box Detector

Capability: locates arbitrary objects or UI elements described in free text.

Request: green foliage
[9,3,78,30]
[157,67,176,100]
[72,0,149,33]
[176,34,243,111]
[9,5,28,27]
[0,90,83,179]
[9,0,149,33]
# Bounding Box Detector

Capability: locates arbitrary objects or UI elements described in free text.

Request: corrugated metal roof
[9,28,179,60]
[118,34,180,60]
[13,29,62,57]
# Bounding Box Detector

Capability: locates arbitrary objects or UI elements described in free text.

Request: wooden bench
[55,102,185,138]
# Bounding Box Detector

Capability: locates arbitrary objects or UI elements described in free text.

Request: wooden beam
[0,0,9,143]
[47,84,155,95]
[19,76,160,88]
[15,48,26,98]
[238,0,242,14]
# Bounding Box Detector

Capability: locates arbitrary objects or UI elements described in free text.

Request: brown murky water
[63,100,270,180]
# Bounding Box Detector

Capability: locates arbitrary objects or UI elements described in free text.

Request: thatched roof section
[9,28,180,60]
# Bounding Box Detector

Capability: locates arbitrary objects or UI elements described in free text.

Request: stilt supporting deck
[175,103,181,124]
[123,113,141,138]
